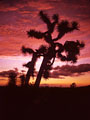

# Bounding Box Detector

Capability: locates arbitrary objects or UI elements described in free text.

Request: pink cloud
[0,0,89,66]
[51,64,90,78]
[28,1,54,10]
[0,0,27,12]
[0,6,18,12]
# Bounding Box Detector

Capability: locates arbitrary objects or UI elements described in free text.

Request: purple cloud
[0,0,90,60]
[0,69,18,77]
[50,64,90,78]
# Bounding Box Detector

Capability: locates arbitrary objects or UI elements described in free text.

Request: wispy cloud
[0,69,18,77]
[51,64,90,78]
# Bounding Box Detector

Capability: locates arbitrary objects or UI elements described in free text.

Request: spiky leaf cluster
[58,21,79,33]
[37,45,47,55]
[57,40,85,63]
[22,46,34,54]
[52,14,59,23]
[27,30,44,39]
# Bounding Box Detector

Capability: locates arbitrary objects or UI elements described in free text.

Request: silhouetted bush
[8,71,17,86]
[70,83,76,88]
[20,74,25,86]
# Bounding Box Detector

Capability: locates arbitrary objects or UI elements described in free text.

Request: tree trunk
[34,56,48,87]
[25,68,32,85]
[25,53,37,86]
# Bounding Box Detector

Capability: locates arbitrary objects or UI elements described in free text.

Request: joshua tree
[25,11,84,87]
[21,46,38,86]
[21,45,47,86]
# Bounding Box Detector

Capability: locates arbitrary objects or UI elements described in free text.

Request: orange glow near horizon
[0,72,90,87]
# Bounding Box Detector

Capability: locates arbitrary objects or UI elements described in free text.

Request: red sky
[0,0,90,87]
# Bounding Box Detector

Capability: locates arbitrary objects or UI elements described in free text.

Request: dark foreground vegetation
[0,86,90,120]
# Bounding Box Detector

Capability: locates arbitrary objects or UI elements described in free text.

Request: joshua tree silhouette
[23,11,85,87]
[21,45,47,86]
[22,46,37,86]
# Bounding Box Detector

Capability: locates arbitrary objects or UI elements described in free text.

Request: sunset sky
[0,0,90,87]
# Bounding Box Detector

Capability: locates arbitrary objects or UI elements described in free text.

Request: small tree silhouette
[8,70,17,86]
[23,11,85,87]
[70,83,76,88]
[20,74,25,86]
